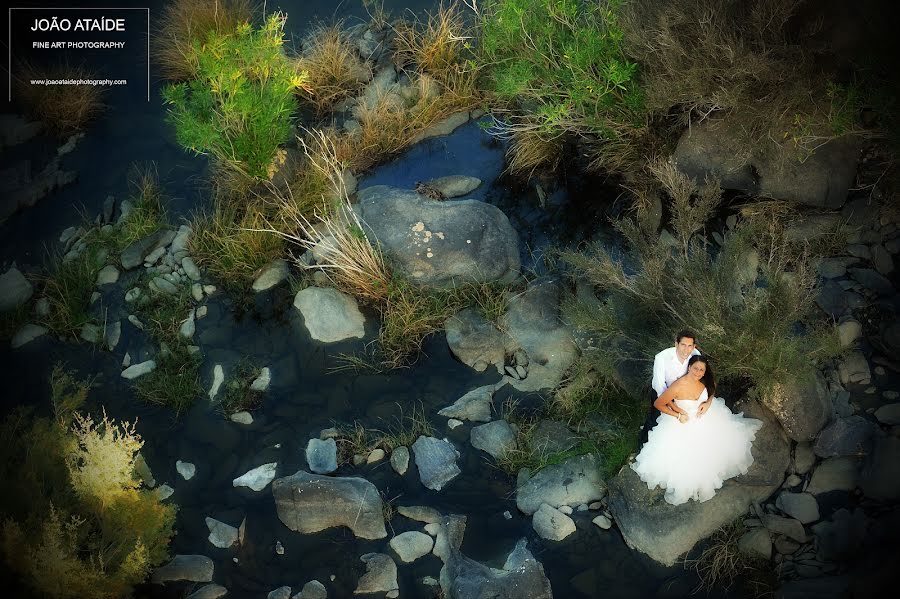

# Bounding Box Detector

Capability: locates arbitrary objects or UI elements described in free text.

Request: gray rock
[272,470,386,539]
[470,419,517,459]
[176,460,196,480]
[125,287,142,302]
[608,399,789,566]
[592,514,612,530]
[205,517,240,548]
[295,580,327,599]
[397,505,442,524]
[532,503,576,541]
[410,111,470,144]
[154,484,174,501]
[11,323,47,348]
[389,531,434,563]
[837,319,862,348]
[144,246,166,266]
[848,267,894,295]
[871,244,894,275]
[817,257,856,279]
[105,320,121,351]
[390,446,410,475]
[760,513,807,543]
[425,175,482,198]
[356,185,520,286]
[135,452,155,487]
[80,322,104,345]
[355,553,398,596]
[794,443,816,474]
[229,411,253,424]
[859,436,900,500]
[121,229,174,270]
[527,419,579,456]
[233,462,278,491]
[838,351,871,385]
[121,360,156,380]
[761,371,832,442]
[182,257,201,281]
[170,225,192,254]
[366,448,385,464]
[191,283,204,301]
[268,587,291,599]
[811,508,868,562]
[874,403,900,425]
[438,384,494,422]
[412,436,461,491]
[306,438,338,474]
[807,456,860,495]
[0,267,33,312]
[500,279,577,391]
[816,280,849,318]
[737,528,772,560]
[249,366,271,392]
[95,264,119,286]
[186,584,227,599]
[150,276,179,295]
[180,309,196,340]
[813,415,876,458]
[252,259,289,292]
[846,244,872,260]
[673,118,859,208]
[776,492,820,524]
[437,537,553,599]
[444,308,511,374]
[151,554,214,583]
[294,287,365,343]
[516,454,606,515]
[208,364,224,400]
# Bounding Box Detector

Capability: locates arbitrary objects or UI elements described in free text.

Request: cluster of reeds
[296,24,373,115]
[14,61,105,137]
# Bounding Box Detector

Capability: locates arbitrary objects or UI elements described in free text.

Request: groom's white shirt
[652,347,701,397]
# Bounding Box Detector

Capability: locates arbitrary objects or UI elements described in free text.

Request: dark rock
[120,229,175,270]
[516,454,606,515]
[470,420,517,459]
[762,372,832,443]
[527,419,579,456]
[807,457,861,495]
[445,308,511,374]
[859,435,900,500]
[848,267,894,296]
[355,553,398,596]
[813,416,877,458]
[438,538,553,599]
[811,508,868,562]
[815,280,849,318]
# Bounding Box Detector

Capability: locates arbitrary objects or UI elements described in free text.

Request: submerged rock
[10,323,47,348]
[233,462,278,491]
[205,517,240,548]
[151,554,214,584]
[444,308,510,374]
[121,360,156,380]
[208,364,224,400]
[356,185,520,287]
[807,456,861,495]
[186,584,227,599]
[438,537,553,599]
[516,454,606,515]
[272,470,386,539]
[412,436,461,491]
[305,438,338,474]
[813,415,877,458]
[121,229,174,270]
[176,460,196,480]
[294,287,366,343]
[253,259,289,292]
[295,580,327,599]
[268,587,291,599]
[425,175,482,199]
[410,111,470,144]
[0,267,34,311]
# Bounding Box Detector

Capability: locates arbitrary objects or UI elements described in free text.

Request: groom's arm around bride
[638,330,700,446]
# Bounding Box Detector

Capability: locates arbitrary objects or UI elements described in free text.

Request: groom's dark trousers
[638,388,660,448]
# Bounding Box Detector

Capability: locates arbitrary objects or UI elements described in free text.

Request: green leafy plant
[162,13,309,181]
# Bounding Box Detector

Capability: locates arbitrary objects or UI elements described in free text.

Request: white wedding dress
[631,389,763,505]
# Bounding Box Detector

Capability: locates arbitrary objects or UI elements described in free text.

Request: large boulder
[761,372,832,443]
[271,470,386,539]
[356,185,520,286]
[293,287,366,343]
[608,399,790,566]
[673,117,861,209]
[812,415,877,458]
[516,454,606,515]
[438,537,553,599]
[500,278,578,391]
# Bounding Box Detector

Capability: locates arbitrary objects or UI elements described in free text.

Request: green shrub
[162,13,308,181]
[479,0,646,172]
[0,370,175,599]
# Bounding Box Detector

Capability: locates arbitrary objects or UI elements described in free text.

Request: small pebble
[592,515,612,530]
[558,505,573,515]
[503,511,512,520]
[275,541,284,555]
[447,419,463,429]
[366,449,385,464]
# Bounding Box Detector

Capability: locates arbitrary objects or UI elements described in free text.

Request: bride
[631,355,763,506]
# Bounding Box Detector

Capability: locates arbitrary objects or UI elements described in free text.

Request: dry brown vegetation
[154,0,253,81]
[296,24,373,115]
[15,62,105,137]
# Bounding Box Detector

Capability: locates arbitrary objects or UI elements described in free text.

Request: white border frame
[8,7,150,102]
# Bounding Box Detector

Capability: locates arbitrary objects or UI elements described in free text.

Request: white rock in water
[122,360,156,379]
[154,484,174,501]
[180,309,196,339]
[250,367,271,392]
[196,305,208,319]
[203,284,216,294]
[592,515,612,530]
[233,462,278,491]
[388,530,434,563]
[390,446,409,475]
[192,283,204,301]
[186,583,228,599]
[268,586,291,599]
[205,517,240,549]
[296,580,327,599]
[208,364,224,400]
[447,419,463,429]
[176,460,196,480]
[532,503,576,541]
[11,323,48,348]
[293,286,365,343]
[367,448,386,464]
[230,411,253,425]
[252,259,289,292]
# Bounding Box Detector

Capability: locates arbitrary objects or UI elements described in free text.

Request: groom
[639,330,700,446]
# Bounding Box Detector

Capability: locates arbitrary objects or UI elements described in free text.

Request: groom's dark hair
[676,329,697,344]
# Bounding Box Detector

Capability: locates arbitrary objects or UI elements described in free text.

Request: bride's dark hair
[688,355,716,398]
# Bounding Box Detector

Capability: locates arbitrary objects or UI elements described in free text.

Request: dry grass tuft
[154,0,252,81]
[15,62,105,137]
[394,2,473,85]
[296,24,373,115]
